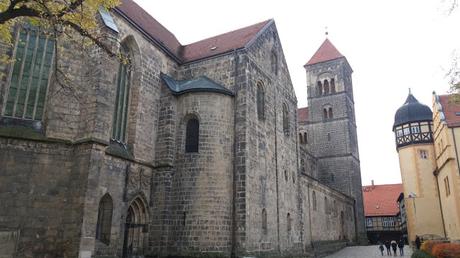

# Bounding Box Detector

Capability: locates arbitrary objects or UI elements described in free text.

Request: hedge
[411,250,435,258]
[417,241,460,258]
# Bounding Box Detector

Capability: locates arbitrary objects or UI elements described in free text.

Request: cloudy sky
[134,0,460,185]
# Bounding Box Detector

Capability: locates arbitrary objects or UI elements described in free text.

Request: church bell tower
[305,38,366,241]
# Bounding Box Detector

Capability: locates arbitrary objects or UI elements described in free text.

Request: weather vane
[325,26,328,36]
[409,88,412,94]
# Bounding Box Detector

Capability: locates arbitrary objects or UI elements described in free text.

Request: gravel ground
[325,245,413,258]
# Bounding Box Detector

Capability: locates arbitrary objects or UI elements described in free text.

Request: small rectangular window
[396,130,403,137]
[411,126,420,134]
[402,127,410,135]
[99,7,119,33]
[419,150,428,159]
[444,176,451,197]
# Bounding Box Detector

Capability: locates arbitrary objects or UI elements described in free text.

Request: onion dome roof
[393,93,432,129]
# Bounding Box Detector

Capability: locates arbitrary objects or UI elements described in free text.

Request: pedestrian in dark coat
[385,240,391,255]
[378,242,385,256]
[415,235,421,250]
[398,239,405,256]
[391,240,398,256]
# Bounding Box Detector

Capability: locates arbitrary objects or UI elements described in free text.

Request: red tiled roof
[305,38,344,66]
[298,107,309,123]
[362,184,403,217]
[182,20,271,62]
[116,0,182,58]
[439,95,460,127]
[116,0,271,63]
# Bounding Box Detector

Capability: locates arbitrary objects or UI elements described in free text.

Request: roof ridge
[183,19,272,48]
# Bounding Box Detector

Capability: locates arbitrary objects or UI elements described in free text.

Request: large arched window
[3,28,55,121]
[283,103,289,136]
[257,82,265,120]
[112,44,132,142]
[185,117,199,153]
[96,194,113,245]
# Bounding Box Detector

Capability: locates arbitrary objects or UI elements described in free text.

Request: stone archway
[122,197,148,258]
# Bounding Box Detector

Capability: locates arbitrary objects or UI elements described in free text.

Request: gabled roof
[298,107,309,123]
[305,38,344,66]
[115,0,271,63]
[160,73,234,96]
[116,0,182,59]
[182,20,271,62]
[362,183,403,217]
[438,94,460,127]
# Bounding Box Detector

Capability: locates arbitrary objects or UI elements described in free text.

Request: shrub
[431,242,460,258]
[421,240,444,255]
[411,249,435,258]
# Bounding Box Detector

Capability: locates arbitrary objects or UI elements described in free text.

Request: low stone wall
[312,240,348,258]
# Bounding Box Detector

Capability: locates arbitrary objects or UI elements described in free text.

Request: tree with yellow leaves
[0,0,120,56]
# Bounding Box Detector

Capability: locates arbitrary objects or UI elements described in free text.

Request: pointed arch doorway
[122,197,148,258]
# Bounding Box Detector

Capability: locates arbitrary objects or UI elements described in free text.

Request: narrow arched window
[329,107,333,119]
[323,108,328,120]
[185,117,199,153]
[287,213,292,232]
[303,132,308,144]
[323,80,330,94]
[312,191,317,211]
[257,82,265,120]
[283,104,289,135]
[317,81,323,96]
[3,28,55,120]
[96,194,113,245]
[299,133,303,144]
[112,44,131,142]
[262,208,267,235]
[271,51,278,75]
[331,78,336,93]
[324,197,328,214]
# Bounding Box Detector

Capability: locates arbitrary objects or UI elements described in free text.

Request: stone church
[0,0,365,257]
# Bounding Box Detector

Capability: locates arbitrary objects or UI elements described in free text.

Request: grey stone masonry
[305,57,366,242]
[0,7,365,258]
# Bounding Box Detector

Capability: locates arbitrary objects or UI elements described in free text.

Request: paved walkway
[325,245,413,258]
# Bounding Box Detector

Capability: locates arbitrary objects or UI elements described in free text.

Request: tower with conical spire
[304,38,366,241]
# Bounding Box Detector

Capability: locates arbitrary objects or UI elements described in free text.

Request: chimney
[371,180,374,186]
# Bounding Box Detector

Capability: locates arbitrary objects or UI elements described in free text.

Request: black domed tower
[392,92,444,243]
[393,93,433,148]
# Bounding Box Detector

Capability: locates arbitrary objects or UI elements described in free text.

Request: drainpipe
[434,168,447,238]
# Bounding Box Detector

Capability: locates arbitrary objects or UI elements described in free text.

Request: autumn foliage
[419,241,460,258]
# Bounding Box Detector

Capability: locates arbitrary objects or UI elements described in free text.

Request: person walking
[415,235,421,250]
[385,240,391,256]
[378,242,385,256]
[391,240,398,256]
[398,238,405,256]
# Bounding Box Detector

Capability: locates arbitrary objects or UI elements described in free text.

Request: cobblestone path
[325,245,413,258]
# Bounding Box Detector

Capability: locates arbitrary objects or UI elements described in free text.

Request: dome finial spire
[325,26,328,37]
